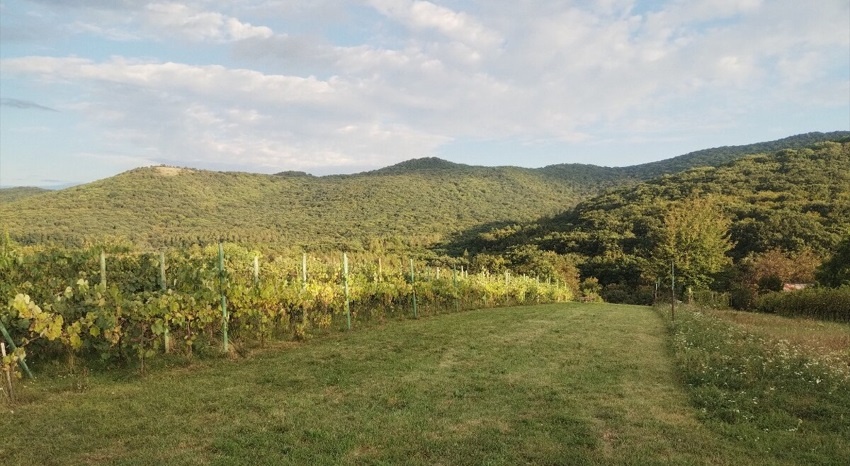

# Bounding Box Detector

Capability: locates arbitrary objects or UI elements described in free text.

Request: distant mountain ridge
[0,161,578,251]
[538,131,850,180]
[1,131,847,251]
[368,132,850,180]
[614,131,850,178]
[379,131,850,193]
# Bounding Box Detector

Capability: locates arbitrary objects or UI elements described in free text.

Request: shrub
[755,286,850,322]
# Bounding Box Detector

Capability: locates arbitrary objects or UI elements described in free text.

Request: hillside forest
[1,132,849,310]
[450,139,850,307]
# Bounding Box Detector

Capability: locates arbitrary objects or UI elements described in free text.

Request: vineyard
[0,244,572,377]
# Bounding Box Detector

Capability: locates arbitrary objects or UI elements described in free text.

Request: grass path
[3,303,756,465]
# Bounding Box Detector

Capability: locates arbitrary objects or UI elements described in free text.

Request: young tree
[649,196,734,292]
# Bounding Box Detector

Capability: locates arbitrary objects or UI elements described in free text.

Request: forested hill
[381,132,850,197]
[0,187,49,203]
[1,132,847,252]
[615,131,850,179]
[0,164,581,251]
[450,140,850,288]
[538,131,850,185]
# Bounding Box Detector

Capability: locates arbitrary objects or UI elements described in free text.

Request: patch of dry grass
[707,308,850,372]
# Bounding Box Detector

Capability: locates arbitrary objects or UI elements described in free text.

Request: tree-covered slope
[537,131,849,187]
[0,187,50,203]
[568,141,850,259]
[2,132,847,252]
[0,164,580,251]
[451,141,850,288]
[617,131,850,179]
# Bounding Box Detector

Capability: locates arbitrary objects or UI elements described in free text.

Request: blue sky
[1,0,848,187]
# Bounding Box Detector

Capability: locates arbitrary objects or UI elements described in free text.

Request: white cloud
[67,21,141,41]
[368,0,502,51]
[2,0,847,184]
[142,2,273,42]
[1,55,448,172]
[2,56,333,101]
[12,1,275,43]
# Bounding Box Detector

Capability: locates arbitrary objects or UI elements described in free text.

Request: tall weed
[662,305,850,462]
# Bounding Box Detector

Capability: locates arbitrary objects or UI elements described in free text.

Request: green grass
[1,303,840,465]
[707,308,850,370]
[663,305,850,465]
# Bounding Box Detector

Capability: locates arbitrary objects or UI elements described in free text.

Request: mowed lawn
[4,303,761,465]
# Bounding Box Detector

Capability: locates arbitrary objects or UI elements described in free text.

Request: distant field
[1,303,845,465]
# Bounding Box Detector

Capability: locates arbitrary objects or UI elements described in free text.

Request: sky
[1,0,848,188]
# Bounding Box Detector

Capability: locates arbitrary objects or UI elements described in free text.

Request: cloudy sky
[1,0,848,187]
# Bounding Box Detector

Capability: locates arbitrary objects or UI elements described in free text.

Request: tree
[742,248,820,292]
[649,196,734,291]
[816,236,850,287]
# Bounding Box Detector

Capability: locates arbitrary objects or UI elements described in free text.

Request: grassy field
[707,308,850,370]
[0,303,844,465]
[662,305,850,465]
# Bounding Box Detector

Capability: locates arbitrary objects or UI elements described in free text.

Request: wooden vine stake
[160,251,171,353]
[0,322,32,379]
[671,261,676,321]
[1,342,13,403]
[343,253,351,330]
[100,251,107,287]
[218,243,229,353]
[410,259,418,319]
[453,268,460,313]
[302,253,307,290]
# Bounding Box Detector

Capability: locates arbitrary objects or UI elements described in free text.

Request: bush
[600,283,655,305]
[756,274,783,293]
[755,286,850,322]
[600,283,631,304]
[729,284,757,310]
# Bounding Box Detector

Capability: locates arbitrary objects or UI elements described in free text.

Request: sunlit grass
[707,308,850,371]
[3,303,847,465]
[662,305,850,465]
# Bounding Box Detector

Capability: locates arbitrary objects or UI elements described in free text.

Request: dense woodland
[1,132,845,250]
[1,163,582,251]
[2,131,849,308]
[452,139,850,305]
[0,187,49,203]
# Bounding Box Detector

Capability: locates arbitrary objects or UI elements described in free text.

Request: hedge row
[755,286,850,322]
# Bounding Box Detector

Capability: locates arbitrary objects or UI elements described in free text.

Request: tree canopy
[816,236,850,288]
[650,196,733,291]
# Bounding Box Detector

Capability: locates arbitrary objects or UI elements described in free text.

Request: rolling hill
[445,140,850,297]
[0,164,579,251]
[0,186,50,203]
[538,131,850,188]
[1,132,847,252]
